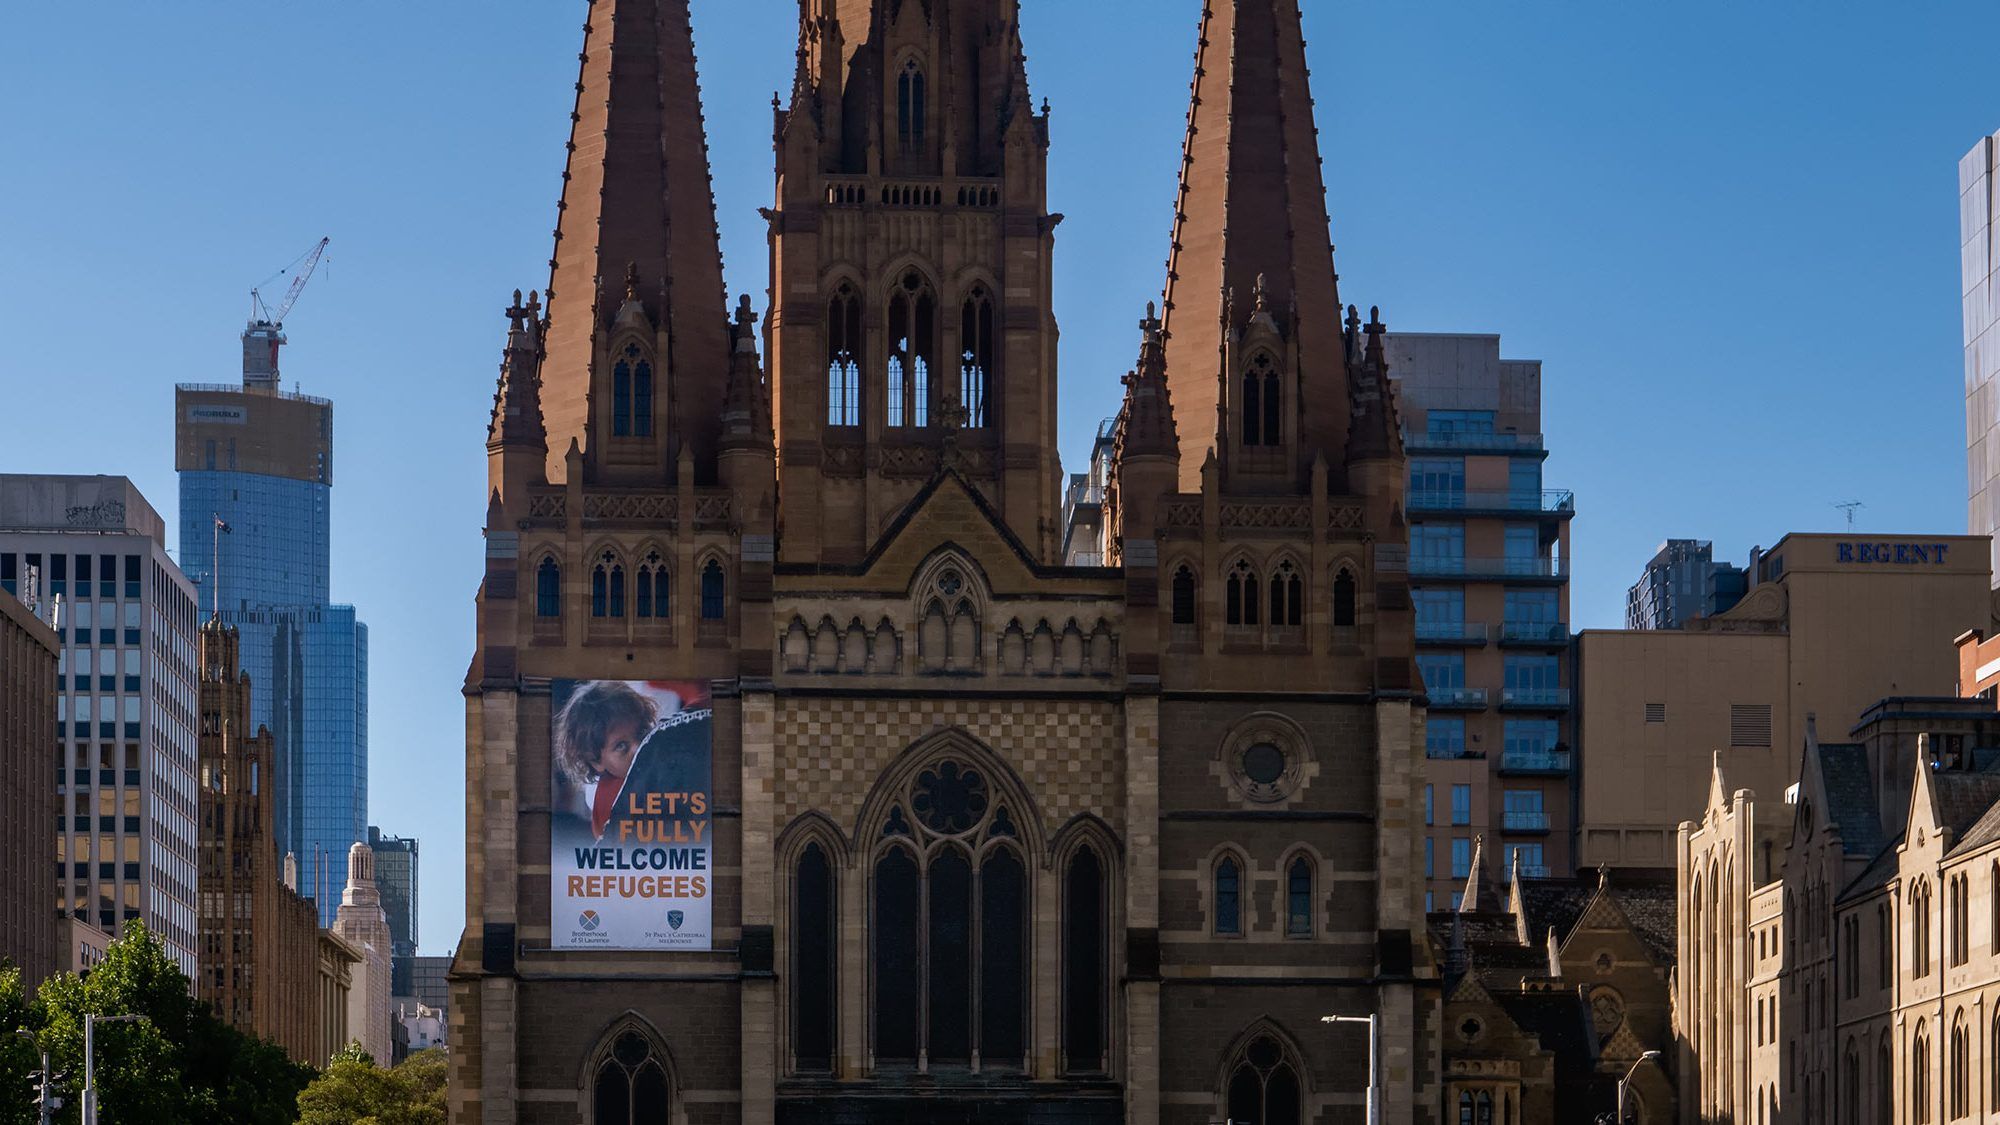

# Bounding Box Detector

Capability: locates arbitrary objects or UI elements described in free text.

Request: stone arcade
[454,1,1439,1121]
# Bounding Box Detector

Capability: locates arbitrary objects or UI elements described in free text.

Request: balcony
[1500,688,1572,711]
[1416,622,1488,646]
[1405,431,1546,456]
[1513,864,1553,880]
[1406,489,1576,518]
[1502,810,1551,833]
[1409,556,1569,583]
[1499,621,1569,647]
[1425,747,1487,762]
[1426,687,1489,711]
[1499,749,1572,776]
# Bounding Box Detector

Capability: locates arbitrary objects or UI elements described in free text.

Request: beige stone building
[452,1,1443,1122]
[1579,532,1995,872]
[1678,692,2000,1125]
[335,840,393,1062]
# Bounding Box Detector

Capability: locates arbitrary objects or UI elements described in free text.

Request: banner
[550,680,712,950]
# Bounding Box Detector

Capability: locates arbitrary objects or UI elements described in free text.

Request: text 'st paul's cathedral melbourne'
[458,0,1437,1123]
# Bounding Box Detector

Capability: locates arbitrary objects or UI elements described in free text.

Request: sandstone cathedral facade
[455,1,1438,1122]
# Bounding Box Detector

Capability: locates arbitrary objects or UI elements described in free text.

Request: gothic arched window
[593,1031,671,1125]
[612,345,654,438]
[1882,1034,1895,1125]
[614,360,631,437]
[827,284,862,427]
[636,553,668,619]
[1171,566,1198,626]
[1269,560,1302,628]
[1215,856,1242,936]
[792,842,836,1073]
[980,845,1028,1067]
[869,760,1030,1070]
[1333,568,1357,628]
[1226,1035,1301,1125]
[591,553,621,619]
[700,560,726,621]
[1242,364,1262,447]
[887,272,936,429]
[1226,560,1260,627]
[536,557,562,618]
[1242,352,1280,447]
[897,59,926,154]
[1915,1022,1932,1125]
[960,287,994,427]
[1285,856,1312,937]
[1062,847,1108,1073]
[1951,1016,1969,1119]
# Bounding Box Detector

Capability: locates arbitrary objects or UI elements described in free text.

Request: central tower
[768,0,1062,564]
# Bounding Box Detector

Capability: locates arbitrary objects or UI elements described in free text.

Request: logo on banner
[667,910,685,932]
[578,910,601,932]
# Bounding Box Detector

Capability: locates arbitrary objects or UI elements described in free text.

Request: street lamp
[1321,1013,1380,1125]
[16,1029,54,1125]
[1615,1050,1662,1125]
[83,1013,146,1125]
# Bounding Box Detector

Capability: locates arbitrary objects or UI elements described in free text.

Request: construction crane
[242,237,330,388]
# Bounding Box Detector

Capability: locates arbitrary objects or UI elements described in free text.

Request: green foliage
[297,1048,448,1125]
[3,924,312,1125]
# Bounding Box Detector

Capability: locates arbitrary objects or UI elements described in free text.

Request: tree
[297,1046,448,1125]
[25,923,310,1125]
[0,965,44,1125]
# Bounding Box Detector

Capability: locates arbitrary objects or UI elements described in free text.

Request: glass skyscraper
[175,379,367,925]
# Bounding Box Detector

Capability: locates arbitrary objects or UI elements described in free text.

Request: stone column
[740,689,777,1125]
[1123,695,1161,1125]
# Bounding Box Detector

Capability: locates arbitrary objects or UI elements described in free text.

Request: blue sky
[1,2,1993,954]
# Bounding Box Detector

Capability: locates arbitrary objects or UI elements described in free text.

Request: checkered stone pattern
[772,697,1125,835]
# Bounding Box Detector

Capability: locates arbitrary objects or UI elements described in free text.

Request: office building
[1384,332,1575,908]
[1963,131,2000,584]
[1577,531,1994,872]
[0,587,59,988]
[367,826,419,993]
[1624,538,1747,630]
[454,0,1438,1119]
[0,475,201,975]
[176,373,367,925]
[195,616,350,1065]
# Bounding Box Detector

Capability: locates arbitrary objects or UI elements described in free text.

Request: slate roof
[1838,833,1906,902]
[1937,770,2000,847]
[1957,797,2000,853]
[1601,877,1678,964]
[1817,743,1887,858]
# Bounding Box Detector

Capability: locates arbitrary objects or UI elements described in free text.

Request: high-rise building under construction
[175,298,367,925]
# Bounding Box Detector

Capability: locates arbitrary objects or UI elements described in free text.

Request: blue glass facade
[178,469,366,927]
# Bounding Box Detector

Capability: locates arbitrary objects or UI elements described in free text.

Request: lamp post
[83,1013,145,1125]
[1616,1050,1662,1125]
[1322,1013,1380,1125]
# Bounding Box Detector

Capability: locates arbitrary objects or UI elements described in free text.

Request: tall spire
[539,0,731,483]
[1160,0,1347,489]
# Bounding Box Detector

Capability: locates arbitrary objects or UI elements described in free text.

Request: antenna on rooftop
[1832,500,1864,531]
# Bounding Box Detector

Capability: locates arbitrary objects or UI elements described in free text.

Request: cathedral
[455,1,1438,1122]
